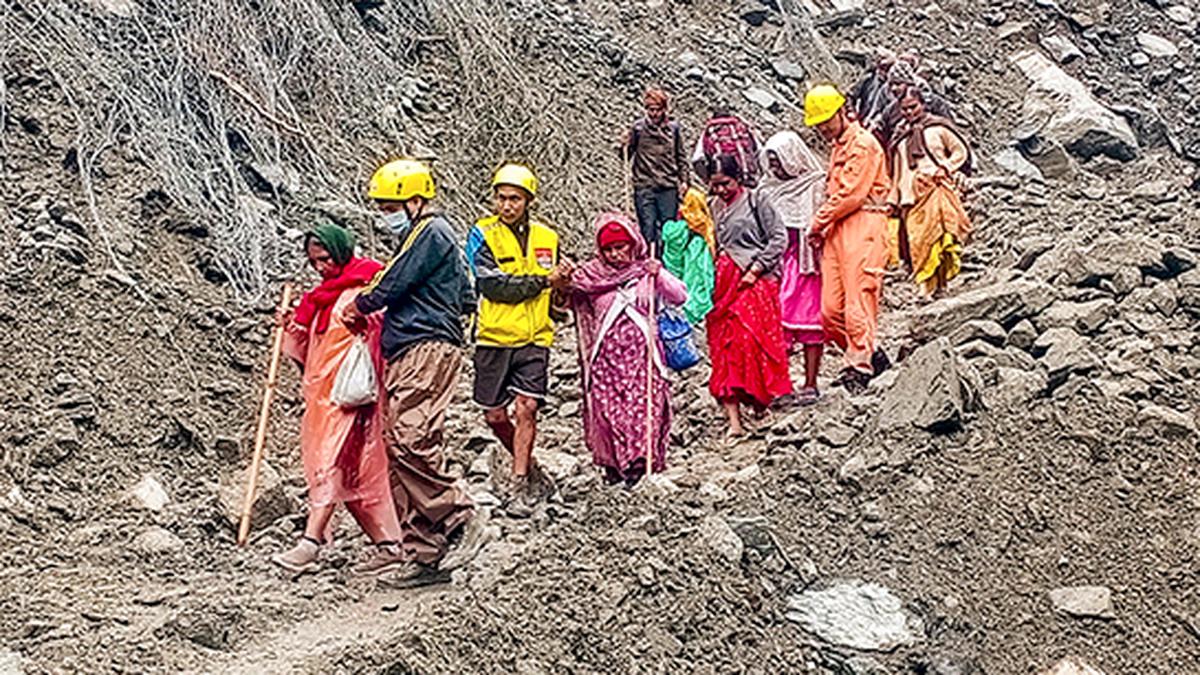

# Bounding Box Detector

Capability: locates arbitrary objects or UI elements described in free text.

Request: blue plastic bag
[657,306,701,372]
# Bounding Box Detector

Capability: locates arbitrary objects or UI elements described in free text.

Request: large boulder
[1034,299,1116,335]
[1033,327,1098,384]
[879,339,975,433]
[906,279,1059,339]
[1010,50,1138,162]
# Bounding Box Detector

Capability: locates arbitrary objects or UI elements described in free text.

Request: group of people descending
[268,58,973,578]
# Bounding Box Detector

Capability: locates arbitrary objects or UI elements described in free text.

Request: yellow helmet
[803,85,847,127]
[368,159,435,201]
[491,163,538,197]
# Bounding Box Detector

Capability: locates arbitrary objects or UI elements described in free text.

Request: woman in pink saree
[274,224,405,575]
[569,213,687,486]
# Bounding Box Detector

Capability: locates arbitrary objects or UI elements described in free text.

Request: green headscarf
[306,223,356,266]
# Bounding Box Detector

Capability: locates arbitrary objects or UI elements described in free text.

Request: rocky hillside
[1,0,1199,673]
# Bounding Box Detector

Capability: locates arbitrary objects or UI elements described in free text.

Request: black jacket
[355,214,476,360]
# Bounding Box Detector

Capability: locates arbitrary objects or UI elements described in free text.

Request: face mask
[381,209,410,235]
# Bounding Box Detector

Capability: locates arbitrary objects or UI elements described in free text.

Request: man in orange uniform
[804,84,892,394]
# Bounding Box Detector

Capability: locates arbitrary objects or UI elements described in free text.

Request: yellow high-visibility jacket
[467,215,559,348]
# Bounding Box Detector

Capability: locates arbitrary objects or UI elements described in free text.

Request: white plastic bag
[330,339,378,408]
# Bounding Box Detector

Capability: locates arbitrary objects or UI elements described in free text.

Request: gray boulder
[1034,299,1116,335]
[1010,50,1138,161]
[907,279,1059,340]
[880,339,975,433]
[1033,327,1098,383]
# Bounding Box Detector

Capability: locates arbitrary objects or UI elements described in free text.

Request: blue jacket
[355,213,476,360]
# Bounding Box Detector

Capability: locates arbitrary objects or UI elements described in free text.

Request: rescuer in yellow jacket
[466,164,573,502]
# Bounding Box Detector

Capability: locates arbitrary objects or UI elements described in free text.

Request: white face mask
[381,209,410,235]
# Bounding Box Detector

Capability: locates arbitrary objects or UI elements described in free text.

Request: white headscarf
[758,131,827,274]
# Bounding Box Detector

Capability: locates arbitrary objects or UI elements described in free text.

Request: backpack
[656,306,701,372]
[700,116,760,187]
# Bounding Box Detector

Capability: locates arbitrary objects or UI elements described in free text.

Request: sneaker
[378,561,450,589]
[351,542,409,577]
[271,537,321,574]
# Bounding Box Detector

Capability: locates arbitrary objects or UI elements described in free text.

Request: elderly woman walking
[570,213,687,486]
[705,154,793,437]
[759,131,827,405]
[274,224,406,575]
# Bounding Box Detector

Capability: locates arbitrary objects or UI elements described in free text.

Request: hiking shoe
[440,511,494,572]
[271,537,321,575]
[378,562,450,589]
[351,542,408,577]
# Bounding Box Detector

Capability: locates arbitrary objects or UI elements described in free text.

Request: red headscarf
[293,257,383,334]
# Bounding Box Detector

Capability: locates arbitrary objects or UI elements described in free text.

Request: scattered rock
[1041,656,1106,675]
[134,527,185,555]
[1136,404,1197,439]
[1041,34,1083,63]
[1034,299,1116,335]
[536,450,581,482]
[0,650,24,674]
[988,367,1048,408]
[1033,327,1098,383]
[818,422,858,447]
[879,339,977,433]
[992,147,1046,182]
[770,59,807,83]
[1010,50,1139,161]
[742,87,779,111]
[786,581,923,651]
[700,515,743,564]
[1048,585,1115,619]
[33,418,80,468]
[1006,319,1039,350]
[216,461,294,531]
[1166,5,1196,25]
[1135,33,1179,58]
[130,475,170,512]
[950,319,1007,347]
[906,279,1058,340]
[739,2,770,26]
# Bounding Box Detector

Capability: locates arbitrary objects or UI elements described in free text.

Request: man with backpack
[691,108,761,188]
[621,87,689,253]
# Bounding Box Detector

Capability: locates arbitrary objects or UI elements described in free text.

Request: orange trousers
[820,211,888,374]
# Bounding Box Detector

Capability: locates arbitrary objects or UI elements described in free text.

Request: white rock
[1048,585,1115,619]
[0,650,24,675]
[130,475,169,512]
[1041,656,1106,675]
[1010,50,1138,161]
[786,581,923,651]
[700,516,744,564]
[1041,34,1084,63]
[992,147,1045,182]
[1136,33,1179,58]
[134,527,185,555]
[1166,5,1195,25]
[83,0,135,16]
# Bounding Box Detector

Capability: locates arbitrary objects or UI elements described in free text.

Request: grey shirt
[712,189,787,277]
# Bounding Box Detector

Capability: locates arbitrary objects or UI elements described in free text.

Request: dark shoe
[351,542,408,577]
[833,368,870,396]
[871,348,892,375]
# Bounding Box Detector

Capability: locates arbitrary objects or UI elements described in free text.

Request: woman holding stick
[273,223,406,575]
[568,212,687,486]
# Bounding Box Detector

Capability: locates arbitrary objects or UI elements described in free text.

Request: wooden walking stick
[237,283,294,546]
[645,243,657,478]
[622,143,634,214]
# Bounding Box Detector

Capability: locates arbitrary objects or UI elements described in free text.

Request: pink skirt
[780,243,823,346]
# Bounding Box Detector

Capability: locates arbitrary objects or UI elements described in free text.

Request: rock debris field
[1,0,1199,673]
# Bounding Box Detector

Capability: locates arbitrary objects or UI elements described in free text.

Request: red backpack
[699,115,760,187]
